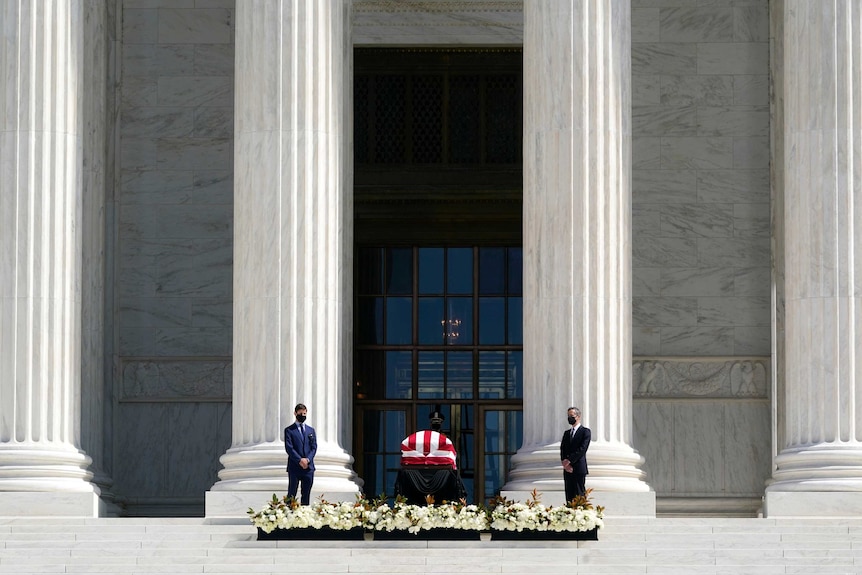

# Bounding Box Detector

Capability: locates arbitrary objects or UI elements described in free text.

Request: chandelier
[442,318,461,341]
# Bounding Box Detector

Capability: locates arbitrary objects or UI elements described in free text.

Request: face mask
[567,416,577,425]
[297,414,307,423]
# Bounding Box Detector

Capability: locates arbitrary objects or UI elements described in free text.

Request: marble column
[80,0,114,507]
[206,0,360,517]
[0,0,102,516]
[502,0,653,514]
[765,0,862,516]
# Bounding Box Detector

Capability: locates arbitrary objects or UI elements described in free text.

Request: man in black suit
[284,403,317,505]
[560,406,591,502]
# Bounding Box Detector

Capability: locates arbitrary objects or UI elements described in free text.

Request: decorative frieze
[354,1,522,13]
[633,358,769,399]
[121,360,232,401]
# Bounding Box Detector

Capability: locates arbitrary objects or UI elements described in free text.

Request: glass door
[353,246,523,504]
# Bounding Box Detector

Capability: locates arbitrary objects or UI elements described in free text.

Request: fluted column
[207,0,360,517]
[765,0,862,516]
[0,0,102,516]
[503,0,653,514]
[80,0,113,508]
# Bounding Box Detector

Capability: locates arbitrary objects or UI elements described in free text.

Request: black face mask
[567,416,577,425]
[296,414,307,423]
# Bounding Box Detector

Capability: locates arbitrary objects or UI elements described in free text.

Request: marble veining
[767,0,862,507]
[0,0,792,516]
[0,0,99,499]
[508,0,650,502]
[121,360,232,400]
[660,7,734,43]
[661,75,734,107]
[210,0,361,502]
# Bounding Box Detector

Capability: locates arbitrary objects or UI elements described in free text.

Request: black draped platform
[393,467,467,505]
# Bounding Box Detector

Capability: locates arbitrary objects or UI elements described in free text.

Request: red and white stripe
[400,430,457,469]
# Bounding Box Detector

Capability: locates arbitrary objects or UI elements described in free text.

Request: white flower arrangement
[249,494,488,534]
[249,490,605,537]
[488,489,604,533]
[368,497,488,534]
[249,495,368,533]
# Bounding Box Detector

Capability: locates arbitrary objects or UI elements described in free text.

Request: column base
[764,491,862,517]
[0,444,102,516]
[0,492,105,517]
[206,489,361,520]
[502,441,653,515]
[764,445,862,516]
[208,442,362,518]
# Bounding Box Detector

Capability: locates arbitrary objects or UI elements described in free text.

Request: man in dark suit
[284,403,317,505]
[560,406,590,502]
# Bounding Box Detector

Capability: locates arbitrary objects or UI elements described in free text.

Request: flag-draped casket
[400,430,457,469]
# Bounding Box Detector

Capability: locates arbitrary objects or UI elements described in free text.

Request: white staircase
[0,517,860,574]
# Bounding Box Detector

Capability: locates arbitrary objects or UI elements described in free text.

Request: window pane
[445,297,473,345]
[363,410,384,452]
[385,410,407,452]
[358,297,383,344]
[355,350,385,399]
[418,248,444,294]
[458,405,474,487]
[385,454,401,496]
[358,248,384,294]
[479,297,505,345]
[478,351,506,399]
[417,351,444,399]
[508,248,523,295]
[447,351,473,399]
[479,248,506,294]
[447,248,473,294]
[484,410,503,453]
[386,351,412,399]
[418,297,444,345]
[364,454,385,501]
[385,297,412,344]
[507,411,523,453]
[484,454,506,499]
[507,351,523,399]
[385,248,413,294]
[507,297,522,344]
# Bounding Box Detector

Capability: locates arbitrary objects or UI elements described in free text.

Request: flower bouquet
[249,494,367,540]
[487,489,604,540]
[366,495,486,540]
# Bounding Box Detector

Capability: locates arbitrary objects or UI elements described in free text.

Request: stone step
[0,518,860,575]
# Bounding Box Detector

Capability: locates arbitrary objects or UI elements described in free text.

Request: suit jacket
[284,422,317,473]
[560,425,591,476]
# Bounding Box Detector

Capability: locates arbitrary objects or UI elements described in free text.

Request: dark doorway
[353,49,523,505]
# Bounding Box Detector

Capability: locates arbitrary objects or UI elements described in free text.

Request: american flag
[400,430,457,469]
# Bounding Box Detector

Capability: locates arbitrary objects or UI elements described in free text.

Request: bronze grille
[355,49,522,167]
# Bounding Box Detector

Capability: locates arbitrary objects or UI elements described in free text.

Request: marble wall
[110,0,774,512]
[115,0,235,513]
[632,358,771,509]
[630,0,771,357]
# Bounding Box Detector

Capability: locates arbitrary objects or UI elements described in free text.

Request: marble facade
[1,0,858,518]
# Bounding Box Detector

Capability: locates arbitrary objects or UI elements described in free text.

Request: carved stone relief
[121,360,232,401]
[633,358,769,399]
